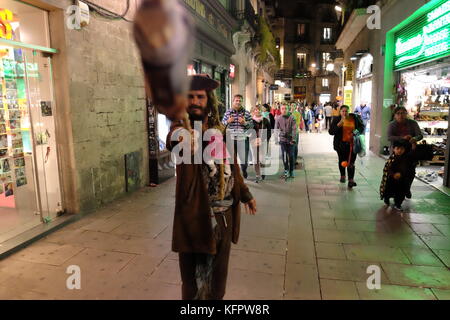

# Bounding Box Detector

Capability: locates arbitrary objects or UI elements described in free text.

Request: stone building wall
[32,0,148,213]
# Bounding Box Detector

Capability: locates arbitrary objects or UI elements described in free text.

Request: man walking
[275,104,297,178]
[167,75,257,300]
[354,102,371,128]
[222,95,253,178]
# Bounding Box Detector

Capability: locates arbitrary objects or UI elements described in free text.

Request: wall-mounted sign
[345,63,353,82]
[394,0,450,70]
[344,86,353,106]
[270,85,279,90]
[357,55,373,78]
[0,9,14,40]
[229,64,235,78]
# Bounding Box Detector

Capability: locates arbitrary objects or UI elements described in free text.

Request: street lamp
[335,5,342,12]
[311,63,316,68]
[326,63,335,72]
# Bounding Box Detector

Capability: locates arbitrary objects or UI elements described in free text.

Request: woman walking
[251,106,271,182]
[387,106,423,198]
[329,105,365,188]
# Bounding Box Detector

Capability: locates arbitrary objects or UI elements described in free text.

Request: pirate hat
[189,74,219,91]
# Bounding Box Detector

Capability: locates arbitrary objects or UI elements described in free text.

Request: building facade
[271,0,341,105]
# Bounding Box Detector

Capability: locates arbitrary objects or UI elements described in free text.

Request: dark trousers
[294,133,299,163]
[232,139,249,175]
[280,143,295,173]
[384,179,407,207]
[337,143,357,180]
[384,194,405,208]
[325,117,332,129]
[178,209,232,300]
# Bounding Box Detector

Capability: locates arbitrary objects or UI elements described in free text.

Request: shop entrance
[0,44,62,244]
[399,61,450,188]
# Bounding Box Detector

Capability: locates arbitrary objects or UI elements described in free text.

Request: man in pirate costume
[167,74,257,300]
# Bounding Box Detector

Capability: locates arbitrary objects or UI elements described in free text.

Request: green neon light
[394,0,450,70]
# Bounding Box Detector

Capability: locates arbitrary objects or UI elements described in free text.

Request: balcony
[234,0,258,31]
[294,70,312,79]
[275,69,294,79]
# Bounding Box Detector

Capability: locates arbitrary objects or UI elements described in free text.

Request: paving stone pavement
[0,132,449,300]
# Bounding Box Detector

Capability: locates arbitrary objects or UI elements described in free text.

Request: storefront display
[400,63,449,181]
[392,0,450,186]
[0,1,62,245]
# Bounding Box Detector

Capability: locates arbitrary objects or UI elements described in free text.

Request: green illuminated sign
[394,0,450,70]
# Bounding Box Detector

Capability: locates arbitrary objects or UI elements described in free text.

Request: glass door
[0,43,62,244]
[23,48,62,222]
[0,45,41,242]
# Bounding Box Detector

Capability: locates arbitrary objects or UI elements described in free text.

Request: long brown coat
[167,122,253,255]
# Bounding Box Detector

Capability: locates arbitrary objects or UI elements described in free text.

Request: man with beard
[167,74,257,300]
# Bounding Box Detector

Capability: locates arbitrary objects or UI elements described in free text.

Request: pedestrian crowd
[163,74,424,301]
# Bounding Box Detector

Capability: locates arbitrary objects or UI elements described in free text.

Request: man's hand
[227,116,235,124]
[244,199,257,215]
[238,116,246,125]
[403,135,412,140]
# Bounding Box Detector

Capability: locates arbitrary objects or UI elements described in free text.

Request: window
[323,27,332,41]
[322,52,330,69]
[322,78,329,88]
[297,23,306,37]
[294,86,307,94]
[297,53,307,70]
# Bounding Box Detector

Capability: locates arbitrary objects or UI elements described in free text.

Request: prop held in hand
[133,0,194,122]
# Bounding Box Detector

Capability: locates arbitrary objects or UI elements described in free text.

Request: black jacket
[329,113,365,151]
[251,117,272,142]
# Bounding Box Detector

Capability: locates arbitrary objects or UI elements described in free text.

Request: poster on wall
[0,173,12,184]
[41,101,53,117]
[0,183,3,194]
[125,151,141,193]
[4,182,13,197]
[0,134,7,148]
[0,158,10,173]
[14,167,25,178]
[17,176,27,187]
[14,157,25,167]
[0,110,5,122]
